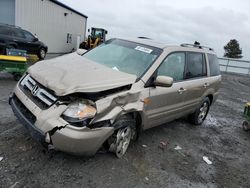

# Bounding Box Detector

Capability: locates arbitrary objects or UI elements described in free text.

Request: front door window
[157,52,185,81]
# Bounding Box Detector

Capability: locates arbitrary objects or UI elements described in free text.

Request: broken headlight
[62,101,96,123]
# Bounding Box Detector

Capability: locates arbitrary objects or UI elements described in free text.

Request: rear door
[144,52,187,128]
[10,28,28,51]
[181,52,209,112]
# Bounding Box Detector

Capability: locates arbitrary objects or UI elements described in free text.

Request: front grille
[12,94,36,124]
[19,74,57,109]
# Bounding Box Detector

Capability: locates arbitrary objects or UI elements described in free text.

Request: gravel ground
[0,72,250,188]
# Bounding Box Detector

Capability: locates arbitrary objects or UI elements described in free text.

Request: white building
[0,0,88,53]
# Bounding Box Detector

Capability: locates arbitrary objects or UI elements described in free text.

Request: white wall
[15,0,87,53]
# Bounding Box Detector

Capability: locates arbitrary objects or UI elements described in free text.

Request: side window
[157,52,185,81]
[11,29,25,38]
[23,31,35,41]
[185,52,206,79]
[207,54,220,76]
[67,33,72,43]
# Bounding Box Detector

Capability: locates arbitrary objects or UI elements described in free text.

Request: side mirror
[88,28,90,32]
[154,76,173,87]
[76,48,87,55]
[33,37,38,42]
[105,30,108,34]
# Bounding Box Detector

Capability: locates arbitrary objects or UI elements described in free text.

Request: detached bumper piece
[9,94,46,146]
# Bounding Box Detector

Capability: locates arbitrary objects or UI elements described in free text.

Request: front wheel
[38,48,46,60]
[107,116,136,158]
[189,97,210,125]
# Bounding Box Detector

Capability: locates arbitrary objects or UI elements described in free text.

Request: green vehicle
[242,103,250,131]
[0,54,27,80]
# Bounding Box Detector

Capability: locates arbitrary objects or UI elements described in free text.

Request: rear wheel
[189,97,210,125]
[38,48,46,60]
[107,116,136,158]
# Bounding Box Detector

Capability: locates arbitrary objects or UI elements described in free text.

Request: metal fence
[218,57,250,75]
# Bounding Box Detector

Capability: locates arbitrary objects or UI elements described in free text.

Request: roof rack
[0,23,21,29]
[180,42,214,51]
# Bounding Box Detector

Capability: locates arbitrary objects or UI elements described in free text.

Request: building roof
[50,0,88,18]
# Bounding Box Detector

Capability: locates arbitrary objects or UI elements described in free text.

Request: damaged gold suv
[9,38,221,158]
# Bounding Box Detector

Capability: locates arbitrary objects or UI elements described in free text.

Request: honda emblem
[31,85,39,96]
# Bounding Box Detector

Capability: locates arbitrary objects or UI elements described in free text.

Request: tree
[224,39,243,59]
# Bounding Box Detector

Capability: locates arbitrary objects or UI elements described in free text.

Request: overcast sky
[60,0,250,59]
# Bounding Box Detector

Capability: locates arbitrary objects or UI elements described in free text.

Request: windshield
[83,39,162,78]
[93,30,103,38]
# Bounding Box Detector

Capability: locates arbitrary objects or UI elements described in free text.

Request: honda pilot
[9,38,221,158]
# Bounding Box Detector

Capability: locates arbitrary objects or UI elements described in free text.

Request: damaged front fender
[92,88,147,124]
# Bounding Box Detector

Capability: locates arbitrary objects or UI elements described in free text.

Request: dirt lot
[0,72,250,188]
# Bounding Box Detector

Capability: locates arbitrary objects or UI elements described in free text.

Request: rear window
[207,54,220,76]
[185,52,207,79]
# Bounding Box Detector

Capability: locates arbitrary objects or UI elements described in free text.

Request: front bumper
[9,94,46,146]
[9,89,114,156]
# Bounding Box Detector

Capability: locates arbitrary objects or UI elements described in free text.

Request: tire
[107,115,137,158]
[79,42,86,49]
[189,97,210,125]
[38,48,46,60]
[242,121,250,132]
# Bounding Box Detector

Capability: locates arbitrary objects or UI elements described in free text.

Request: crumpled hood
[28,53,137,96]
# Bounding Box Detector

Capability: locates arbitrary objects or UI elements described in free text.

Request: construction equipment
[242,102,250,131]
[0,49,27,81]
[80,27,108,50]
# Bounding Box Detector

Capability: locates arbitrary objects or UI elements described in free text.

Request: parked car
[0,24,48,59]
[9,38,221,158]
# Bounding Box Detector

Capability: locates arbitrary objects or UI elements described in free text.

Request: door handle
[178,88,186,94]
[203,83,210,88]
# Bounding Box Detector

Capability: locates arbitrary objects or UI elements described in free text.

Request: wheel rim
[198,102,209,124]
[40,49,46,59]
[115,127,132,158]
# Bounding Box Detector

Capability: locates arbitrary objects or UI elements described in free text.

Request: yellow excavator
[80,27,108,50]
